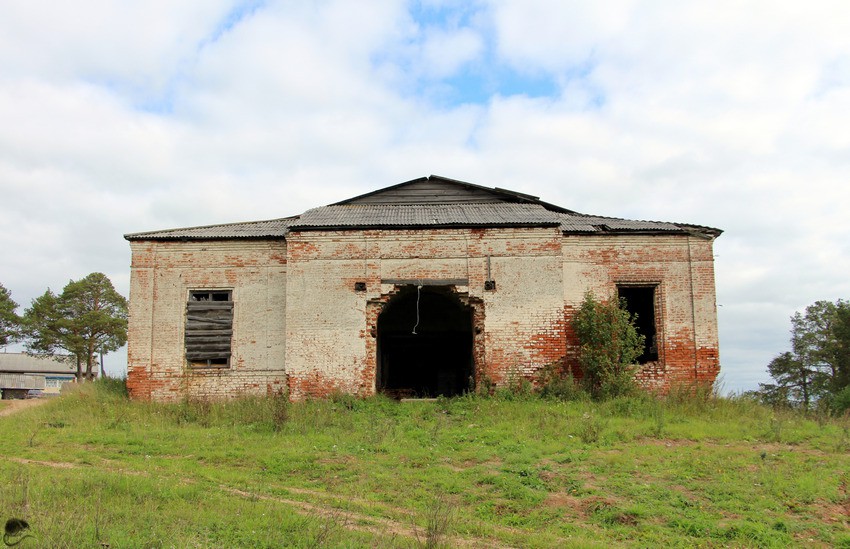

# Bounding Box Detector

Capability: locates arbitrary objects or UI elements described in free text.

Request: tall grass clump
[93,375,129,398]
[663,382,719,415]
[416,494,455,549]
[536,363,587,402]
[167,392,293,432]
[575,411,605,443]
[494,376,535,401]
[58,375,128,404]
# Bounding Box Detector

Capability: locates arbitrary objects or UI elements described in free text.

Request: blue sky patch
[409,1,481,29]
[396,1,595,108]
[440,65,560,105]
[206,0,267,46]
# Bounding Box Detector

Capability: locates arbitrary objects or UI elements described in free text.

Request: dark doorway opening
[377,286,474,398]
[618,285,658,363]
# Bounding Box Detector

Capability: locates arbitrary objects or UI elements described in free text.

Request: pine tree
[760,352,816,411]
[23,273,128,381]
[761,299,850,411]
[0,283,21,347]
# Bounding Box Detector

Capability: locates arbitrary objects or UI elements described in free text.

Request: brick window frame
[185,290,233,368]
[617,283,660,364]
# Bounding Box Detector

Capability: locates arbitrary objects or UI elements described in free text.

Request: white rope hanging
[412,282,422,334]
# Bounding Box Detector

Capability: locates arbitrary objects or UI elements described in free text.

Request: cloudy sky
[1,1,849,389]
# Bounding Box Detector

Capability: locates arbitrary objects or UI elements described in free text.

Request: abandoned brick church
[124,175,721,401]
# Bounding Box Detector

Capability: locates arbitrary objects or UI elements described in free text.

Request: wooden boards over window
[186,290,233,368]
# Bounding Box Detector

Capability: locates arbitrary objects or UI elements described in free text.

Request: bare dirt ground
[0,398,50,417]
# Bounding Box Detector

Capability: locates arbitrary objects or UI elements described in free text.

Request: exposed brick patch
[288,371,349,400]
[126,364,152,400]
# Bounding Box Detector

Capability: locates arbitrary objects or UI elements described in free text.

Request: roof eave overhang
[679,225,723,239]
[124,235,287,242]
[0,370,76,375]
[561,227,722,238]
[288,222,562,232]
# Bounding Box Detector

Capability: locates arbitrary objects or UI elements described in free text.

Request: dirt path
[0,398,50,417]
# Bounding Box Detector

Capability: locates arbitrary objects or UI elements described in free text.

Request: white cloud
[490,0,635,71]
[0,1,235,100]
[420,27,484,78]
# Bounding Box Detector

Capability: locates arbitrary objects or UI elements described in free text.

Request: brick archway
[365,285,484,398]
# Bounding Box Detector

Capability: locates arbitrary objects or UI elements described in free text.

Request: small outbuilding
[124,175,721,401]
[0,353,76,398]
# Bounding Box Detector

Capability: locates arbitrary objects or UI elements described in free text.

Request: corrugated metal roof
[125,217,295,241]
[556,213,685,233]
[124,209,713,240]
[124,177,721,240]
[290,203,562,229]
[0,353,76,374]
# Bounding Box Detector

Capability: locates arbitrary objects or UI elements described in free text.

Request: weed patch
[576,412,606,444]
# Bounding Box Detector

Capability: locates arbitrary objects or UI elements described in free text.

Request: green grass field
[1,381,848,548]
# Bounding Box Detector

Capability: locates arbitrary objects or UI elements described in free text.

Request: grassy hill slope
[1,381,848,547]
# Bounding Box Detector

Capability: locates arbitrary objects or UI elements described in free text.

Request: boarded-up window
[186,290,233,368]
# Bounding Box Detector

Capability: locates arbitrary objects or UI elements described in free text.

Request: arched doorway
[376,286,474,397]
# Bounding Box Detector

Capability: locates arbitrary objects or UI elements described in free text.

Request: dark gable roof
[332,175,571,211]
[125,175,721,240]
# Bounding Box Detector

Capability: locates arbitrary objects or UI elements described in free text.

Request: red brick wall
[562,234,720,392]
[127,228,720,401]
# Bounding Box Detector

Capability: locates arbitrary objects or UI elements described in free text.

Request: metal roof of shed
[0,353,76,374]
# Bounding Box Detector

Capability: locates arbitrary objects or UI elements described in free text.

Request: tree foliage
[760,352,815,411]
[760,299,850,412]
[0,282,21,347]
[573,291,645,399]
[22,273,128,381]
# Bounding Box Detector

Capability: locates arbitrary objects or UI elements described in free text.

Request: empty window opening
[186,290,233,368]
[376,286,474,398]
[618,286,658,363]
[191,291,231,302]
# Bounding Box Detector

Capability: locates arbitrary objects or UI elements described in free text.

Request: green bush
[828,386,850,415]
[573,291,644,400]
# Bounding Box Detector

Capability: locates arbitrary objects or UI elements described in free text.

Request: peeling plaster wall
[126,240,288,401]
[126,229,720,401]
[284,227,566,399]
